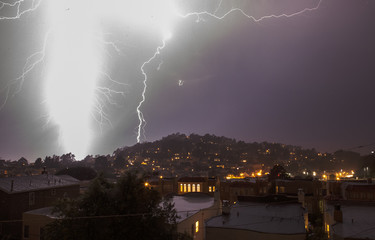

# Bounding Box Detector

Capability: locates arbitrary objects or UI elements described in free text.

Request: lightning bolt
[1,0,127,158]
[135,0,323,143]
[179,0,322,22]
[136,36,170,143]
[0,0,42,20]
[1,0,323,156]
[0,0,45,111]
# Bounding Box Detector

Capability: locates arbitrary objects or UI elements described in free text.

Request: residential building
[324,200,375,239]
[172,191,221,240]
[206,195,308,240]
[22,207,57,240]
[220,178,269,204]
[0,175,80,239]
[177,177,218,195]
[275,179,324,215]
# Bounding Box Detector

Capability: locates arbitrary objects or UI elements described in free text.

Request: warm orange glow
[144,182,149,187]
[225,174,245,180]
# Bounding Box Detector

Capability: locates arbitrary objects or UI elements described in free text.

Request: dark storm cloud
[142,0,375,153]
[0,0,374,160]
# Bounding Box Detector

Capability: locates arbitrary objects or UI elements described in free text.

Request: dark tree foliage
[43,173,183,240]
[268,164,289,194]
[268,164,289,181]
[55,167,97,181]
[94,155,109,171]
[34,157,43,168]
[113,155,126,169]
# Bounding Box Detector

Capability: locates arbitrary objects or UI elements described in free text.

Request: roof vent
[222,200,231,215]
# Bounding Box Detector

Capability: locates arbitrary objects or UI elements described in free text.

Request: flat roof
[0,175,79,194]
[171,193,214,222]
[206,202,306,234]
[24,207,59,219]
[327,203,375,239]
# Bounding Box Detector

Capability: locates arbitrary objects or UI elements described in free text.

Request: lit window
[213,186,215,192]
[195,221,199,233]
[184,184,187,192]
[192,184,196,192]
[188,184,191,192]
[197,184,201,192]
[180,184,183,192]
[209,186,212,192]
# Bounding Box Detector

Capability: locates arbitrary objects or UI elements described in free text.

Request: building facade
[0,175,80,239]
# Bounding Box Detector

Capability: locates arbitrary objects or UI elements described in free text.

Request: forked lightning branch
[0,0,322,159]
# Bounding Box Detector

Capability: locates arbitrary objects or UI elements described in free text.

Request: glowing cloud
[0,0,323,159]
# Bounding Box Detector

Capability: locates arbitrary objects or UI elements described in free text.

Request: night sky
[0,0,374,161]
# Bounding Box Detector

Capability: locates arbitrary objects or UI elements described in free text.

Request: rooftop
[206,202,306,235]
[327,203,375,239]
[24,207,59,219]
[170,193,214,222]
[0,174,79,194]
[178,177,207,183]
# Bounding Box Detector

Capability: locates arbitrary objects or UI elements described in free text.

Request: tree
[113,155,126,169]
[268,164,289,194]
[34,158,43,168]
[55,167,97,181]
[268,164,288,181]
[94,155,109,171]
[44,172,181,240]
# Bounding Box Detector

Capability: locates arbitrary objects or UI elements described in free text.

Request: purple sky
[0,0,374,161]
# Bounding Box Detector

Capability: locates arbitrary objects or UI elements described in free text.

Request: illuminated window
[280,186,285,193]
[209,186,212,192]
[180,184,183,192]
[276,186,279,193]
[188,184,191,192]
[213,186,216,192]
[195,221,199,233]
[192,184,196,192]
[197,184,201,192]
[184,184,187,192]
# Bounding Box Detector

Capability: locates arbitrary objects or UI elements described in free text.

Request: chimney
[10,180,14,192]
[334,204,343,223]
[214,188,222,215]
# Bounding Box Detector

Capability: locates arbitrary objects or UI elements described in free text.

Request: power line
[0,201,305,224]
